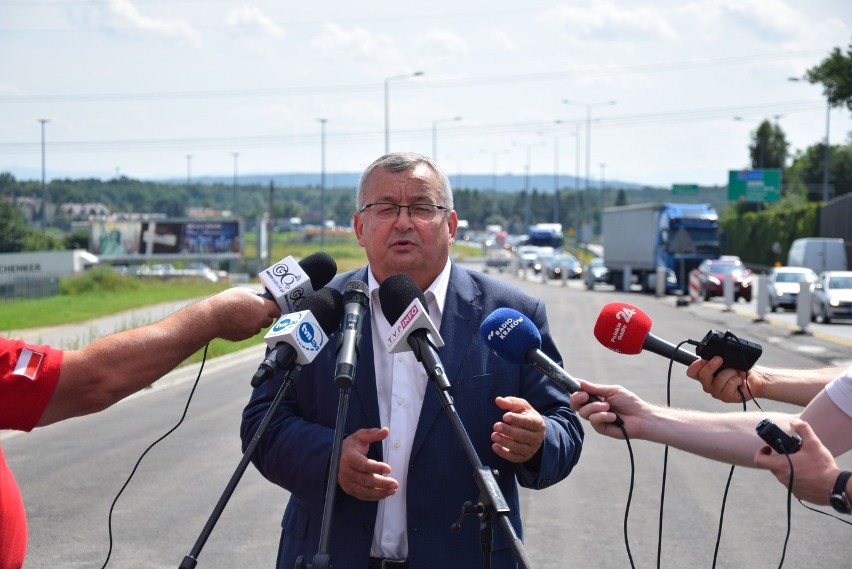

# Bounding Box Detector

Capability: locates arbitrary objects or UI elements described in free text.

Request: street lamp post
[556,120,582,237]
[788,77,831,202]
[384,71,424,153]
[318,118,328,247]
[431,116,461,161]
[186,154,193,187]
[38,118,49,229]
[562,99,616,192]
[232,152,239,216]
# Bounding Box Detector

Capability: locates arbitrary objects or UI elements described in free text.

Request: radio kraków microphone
[378,274,448,389]
[252,287,343,387]
[333,280,370,388]
[481,307,622,425]
[593,302,697,366]
[258,252,337,312]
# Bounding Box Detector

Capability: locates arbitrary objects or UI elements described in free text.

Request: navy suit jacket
[241,263,584,569]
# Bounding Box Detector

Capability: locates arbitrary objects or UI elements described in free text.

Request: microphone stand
[294,370,354,569]
[178,366,301,569]
[410,335,533,569]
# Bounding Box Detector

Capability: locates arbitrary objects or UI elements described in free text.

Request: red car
[697,257,753,302]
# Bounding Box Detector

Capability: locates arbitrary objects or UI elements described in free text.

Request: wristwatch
[829,471,852,514]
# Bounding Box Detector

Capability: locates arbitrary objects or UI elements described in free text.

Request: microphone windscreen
[299,252,338,290]
[302,288,344,334]
[343,279,370,307]
[480,308,541,365]
[378,274,426,323]
[593,302,652,355]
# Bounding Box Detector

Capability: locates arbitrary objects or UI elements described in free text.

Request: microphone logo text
[486,315,524,342]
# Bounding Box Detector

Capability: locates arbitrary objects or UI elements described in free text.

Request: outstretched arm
[38,287,279,426]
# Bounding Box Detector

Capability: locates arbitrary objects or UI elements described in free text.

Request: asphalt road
[6,266,852,568]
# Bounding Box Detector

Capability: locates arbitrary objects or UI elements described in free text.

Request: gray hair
[356,152,453,211]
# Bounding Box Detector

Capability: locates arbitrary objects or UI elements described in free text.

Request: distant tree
[0,201,29,252]
[805,41,852,110]
[614,189,627,206]
[748,120,788,169]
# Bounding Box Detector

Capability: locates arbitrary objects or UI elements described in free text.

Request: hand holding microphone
[480,307,623,428]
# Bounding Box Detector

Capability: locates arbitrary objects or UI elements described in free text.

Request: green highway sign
[672,184,699,195]
[727,169,782,202]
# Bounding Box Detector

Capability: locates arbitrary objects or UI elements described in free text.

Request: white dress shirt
[367,259,452,559]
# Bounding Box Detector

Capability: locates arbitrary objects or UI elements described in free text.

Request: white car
[766,266,817,312]
[811,270,852,323]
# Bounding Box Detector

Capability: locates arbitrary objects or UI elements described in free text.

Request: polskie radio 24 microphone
[252,287,344,387]
[378,274,447,388]
[334,280,370,387]
[259,252,337,312]
[593,302,698,366]
[593,302,762,371]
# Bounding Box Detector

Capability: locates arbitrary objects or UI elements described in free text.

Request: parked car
[585,257,610,289]
[697,257,753,302]
[766,266,817,312]
[811,270,852,323]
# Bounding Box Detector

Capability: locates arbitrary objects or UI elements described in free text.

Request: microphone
[252,287,344,387]
[481,307,622,425]
[333,280,370,388]
[593,302,698,366]
[258,252,337,312]
[378,274,448,388]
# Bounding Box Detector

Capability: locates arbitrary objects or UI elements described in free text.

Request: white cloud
[310,23,399,64]
[105,0,203,47]
[548,2,679,42]
[417,29,469,62]
[226,5,286,38]
[490,29,519,52]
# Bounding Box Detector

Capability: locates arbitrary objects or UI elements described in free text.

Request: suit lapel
[410,265,483,461]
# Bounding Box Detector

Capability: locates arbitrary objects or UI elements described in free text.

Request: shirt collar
[366,258,452,319]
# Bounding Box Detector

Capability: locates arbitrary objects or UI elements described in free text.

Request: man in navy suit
[241,152,584,569]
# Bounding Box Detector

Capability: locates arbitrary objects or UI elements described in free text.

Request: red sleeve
[0,338,64,431]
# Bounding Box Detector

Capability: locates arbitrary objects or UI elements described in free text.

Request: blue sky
[1,0,850,187]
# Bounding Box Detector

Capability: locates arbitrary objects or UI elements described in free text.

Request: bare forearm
[642,407,796,467]
[755,365,845,406]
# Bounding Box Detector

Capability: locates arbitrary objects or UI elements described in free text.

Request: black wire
[795,499,852,526]
[99,344,209,569]
[655,355,676,569]
[777,454,795,569]
[619,424,637,569]
[711,392,747,568]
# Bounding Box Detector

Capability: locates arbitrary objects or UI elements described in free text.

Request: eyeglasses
[358,202,450,222]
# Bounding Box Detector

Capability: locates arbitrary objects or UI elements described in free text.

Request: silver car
[811,270,852,323]
[766,266,817,312]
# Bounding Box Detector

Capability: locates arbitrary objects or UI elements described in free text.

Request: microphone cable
[99,344,210,569]
[616,422,638,569]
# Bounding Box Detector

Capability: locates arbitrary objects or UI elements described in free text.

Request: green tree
[0,201,29,252]
[748,120,788,169]
[805,41,852,110]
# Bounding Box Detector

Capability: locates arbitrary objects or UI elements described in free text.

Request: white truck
[601,203,720,293]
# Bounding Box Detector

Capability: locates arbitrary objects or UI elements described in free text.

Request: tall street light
[384,71,424,153]
[186,154,193,187]
[317,118,328,247]
[789,76,831,202]
[513,140,546,229]
[563,99,616,191]
[556,119,582,236]
[38,118,49,229]
[232,152,239,216]
[431,116,461,161]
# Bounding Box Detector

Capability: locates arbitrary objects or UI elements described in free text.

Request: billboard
[89,219,243,260]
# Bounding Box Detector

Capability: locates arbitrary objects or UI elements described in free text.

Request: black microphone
[258,252,337,312]
[378,274,449,390]
[333,280,370,388]
[481,307,622,425]
[252,287,343,387]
